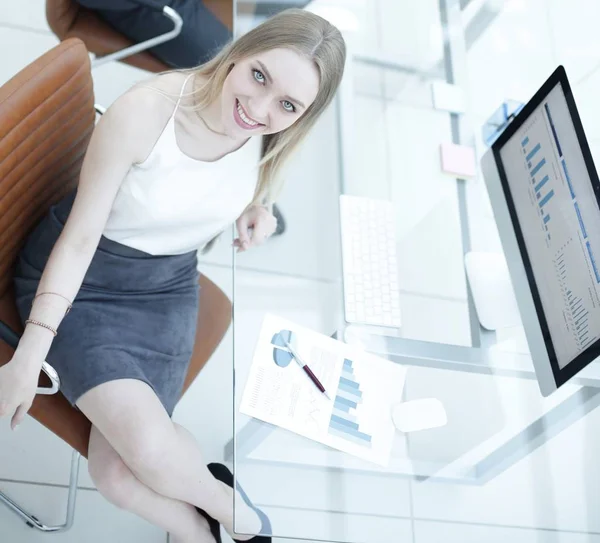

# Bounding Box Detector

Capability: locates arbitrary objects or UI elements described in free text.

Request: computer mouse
[391,398,447,433]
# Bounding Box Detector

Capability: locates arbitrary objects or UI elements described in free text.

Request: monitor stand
[464,251,522,331]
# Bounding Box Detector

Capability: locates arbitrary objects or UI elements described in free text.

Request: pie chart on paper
[271,329,296,367]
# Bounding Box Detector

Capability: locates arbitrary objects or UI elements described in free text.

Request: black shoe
[207,462,272,543]
[195,507,222,543]
[272,204,286,236]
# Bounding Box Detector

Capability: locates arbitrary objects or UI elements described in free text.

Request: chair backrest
[0,39,95,298]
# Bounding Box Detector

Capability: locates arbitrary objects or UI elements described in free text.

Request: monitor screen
[498,81,600,371]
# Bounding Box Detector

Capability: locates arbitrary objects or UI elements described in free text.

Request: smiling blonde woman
[2,8,346,543]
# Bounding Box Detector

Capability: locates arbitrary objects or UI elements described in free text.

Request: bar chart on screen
[498,86,600,371]
[522,135,554,243]
[555,243,598,355]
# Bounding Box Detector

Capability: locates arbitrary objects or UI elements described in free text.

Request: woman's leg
[88,425,215,543]
[77,379,262,540]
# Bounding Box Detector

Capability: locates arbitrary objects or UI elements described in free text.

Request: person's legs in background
[76,0,232,68]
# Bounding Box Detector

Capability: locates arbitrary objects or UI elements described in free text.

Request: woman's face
[220,48,320,137]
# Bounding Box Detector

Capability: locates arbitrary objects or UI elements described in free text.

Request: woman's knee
[88,452,138,510]
[120,425,175,478]
[78,380,178,481]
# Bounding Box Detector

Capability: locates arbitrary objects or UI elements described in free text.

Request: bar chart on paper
[328,359,372,447]
[240,314,407,465]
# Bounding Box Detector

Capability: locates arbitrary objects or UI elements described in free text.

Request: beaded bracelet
[25,319,58,337]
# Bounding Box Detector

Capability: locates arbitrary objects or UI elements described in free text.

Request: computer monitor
[481,65,600,396]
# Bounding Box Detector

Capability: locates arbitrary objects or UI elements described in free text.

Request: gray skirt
[13,192,200,416]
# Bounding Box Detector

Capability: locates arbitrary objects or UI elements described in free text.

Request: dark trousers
[76,0,232,68]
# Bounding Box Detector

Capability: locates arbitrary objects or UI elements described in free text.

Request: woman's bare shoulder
[135,71,190,93]
[101,72,190,159]
[128,72,190,106]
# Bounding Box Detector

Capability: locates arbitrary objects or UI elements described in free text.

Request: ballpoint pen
[284,339,331,400]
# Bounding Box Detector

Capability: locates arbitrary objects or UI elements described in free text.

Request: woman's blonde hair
[186,8,346,207]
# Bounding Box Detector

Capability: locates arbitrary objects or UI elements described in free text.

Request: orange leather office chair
[0,39,232,532]
[46,0,233,73]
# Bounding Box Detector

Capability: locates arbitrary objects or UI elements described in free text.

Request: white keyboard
[340,195,402,328]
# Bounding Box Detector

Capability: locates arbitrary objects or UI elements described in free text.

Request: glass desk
[226,1,600,542]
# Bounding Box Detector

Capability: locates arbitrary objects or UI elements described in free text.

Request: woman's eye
[253,69,265,83]
[282,100,296,113]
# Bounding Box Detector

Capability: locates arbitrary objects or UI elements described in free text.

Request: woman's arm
[17,87,170,370]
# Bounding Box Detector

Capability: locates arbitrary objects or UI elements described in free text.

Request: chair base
[0,450,81,533]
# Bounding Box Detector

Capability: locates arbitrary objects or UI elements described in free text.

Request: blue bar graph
[562,280,593,348]
[339,382,362,397]
[334,396,357,409]
[339,376,359,390]
[341,359,354,380]
[526,143,541,162]
[336,388,362,404]
[539,190,554,208]
[575,202,587,239]
[329,420,372,443]
[544,214,550,224]
[531,158,546,177]
[569,294,591,347]
[328,359,372,447]
[522,136,530,147]
[562,159,575,199]
[332,408,356,422]
[586,241,600,283]
[534,175,549,193]
[330,414,359,430]
[576,312,588,326]
[329,427,372,446]
[333,399,351,412]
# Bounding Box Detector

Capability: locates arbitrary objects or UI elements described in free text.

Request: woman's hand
[234,205,278,252]
[0,352,41,430]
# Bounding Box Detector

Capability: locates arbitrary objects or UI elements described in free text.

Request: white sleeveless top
[103,75,261,256]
